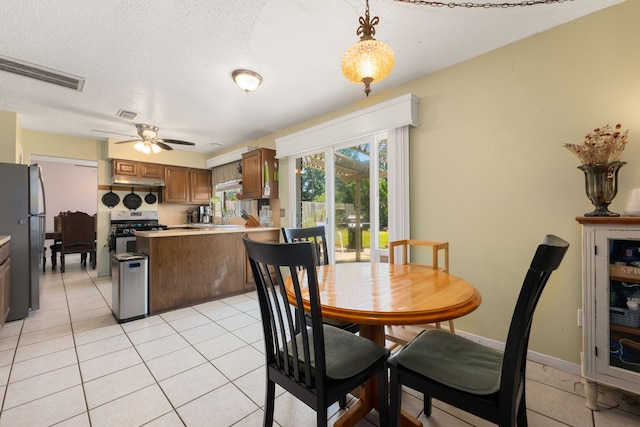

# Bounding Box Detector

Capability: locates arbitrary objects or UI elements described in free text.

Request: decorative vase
[578,161,626,217]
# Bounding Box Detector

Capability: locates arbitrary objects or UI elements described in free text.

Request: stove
[109,210,167,253]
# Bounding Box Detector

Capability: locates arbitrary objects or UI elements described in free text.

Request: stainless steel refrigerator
[0,163,45,321]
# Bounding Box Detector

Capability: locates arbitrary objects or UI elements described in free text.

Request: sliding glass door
[293,133,388,263]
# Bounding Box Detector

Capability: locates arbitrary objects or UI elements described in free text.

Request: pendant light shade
[342,0,394,96]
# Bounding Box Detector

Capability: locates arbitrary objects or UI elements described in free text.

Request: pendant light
[342,0,394,96]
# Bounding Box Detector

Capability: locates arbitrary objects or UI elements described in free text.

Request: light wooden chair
[385,239,454,347]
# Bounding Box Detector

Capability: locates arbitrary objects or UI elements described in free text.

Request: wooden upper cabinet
[140,163,164,179]
[190,169,212,204]
[163,166,212,204]
[242,148,278,200]
[163,166,190,203]
[113,159,138,176]
[113,159,164,179]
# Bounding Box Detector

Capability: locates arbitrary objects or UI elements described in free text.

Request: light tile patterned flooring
[1,255,640,426]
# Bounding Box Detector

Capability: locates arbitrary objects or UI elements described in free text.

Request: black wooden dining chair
[388,234,569,427]
[60,212,96,273]
[243,236,389,426]
[282,225,359,334]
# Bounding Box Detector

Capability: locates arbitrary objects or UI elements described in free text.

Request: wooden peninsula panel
[136,228,279,314]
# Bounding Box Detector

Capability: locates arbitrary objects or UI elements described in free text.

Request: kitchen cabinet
[0,238,10,328]
[190,168,213,204]
[112,159,164,179]
[136,228,279,314]
[163,166,212,204]
[577,217,640,409]
[243,229,280,288]
[242,148,278,200]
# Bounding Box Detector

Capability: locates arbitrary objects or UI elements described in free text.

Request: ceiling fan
[114,123,196,153]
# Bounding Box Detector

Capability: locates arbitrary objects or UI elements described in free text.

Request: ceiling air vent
[116,109,138,120]
[0,54,85,91]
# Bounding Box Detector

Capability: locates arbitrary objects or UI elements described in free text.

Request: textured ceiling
[0,0,623,155]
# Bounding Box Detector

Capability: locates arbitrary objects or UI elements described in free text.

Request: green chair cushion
[394,329,503,395]
[286,325,386,380]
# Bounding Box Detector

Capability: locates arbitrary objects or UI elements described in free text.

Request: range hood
[112,174,165,187]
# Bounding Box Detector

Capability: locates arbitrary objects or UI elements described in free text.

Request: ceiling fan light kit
[232,69,262,92]
[134,140,161,154]
[342,0,394,97]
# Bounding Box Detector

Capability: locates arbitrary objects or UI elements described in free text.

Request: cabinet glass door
[596,231,640,377]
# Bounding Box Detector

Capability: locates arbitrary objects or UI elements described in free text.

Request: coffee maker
[197,205,212,223]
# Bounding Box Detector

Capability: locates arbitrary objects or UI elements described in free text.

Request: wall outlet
[577,308,583,327]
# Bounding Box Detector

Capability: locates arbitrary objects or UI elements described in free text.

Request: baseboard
[455,329,582,376]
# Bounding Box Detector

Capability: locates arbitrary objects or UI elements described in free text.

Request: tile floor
[1,256,640,426]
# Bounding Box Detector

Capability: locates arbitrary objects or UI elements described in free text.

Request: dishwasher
[111,253,148,322]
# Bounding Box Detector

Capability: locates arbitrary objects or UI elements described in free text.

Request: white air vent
[0,54,85,91]
[116,109,138,120]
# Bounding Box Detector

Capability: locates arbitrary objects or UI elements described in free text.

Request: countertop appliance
[111,252,148,322]
[109,210,167,254]
[0,163,45,321]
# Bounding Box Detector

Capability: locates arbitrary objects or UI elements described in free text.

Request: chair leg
[376,367,388,427]
[448,320,455,333]
[316,408,328,426]
[423,394,432,417]
[517,390,528,427]
[339,395,347,409]
[61,253,65,273]
[389,367,402,427]
[263,379,275,427]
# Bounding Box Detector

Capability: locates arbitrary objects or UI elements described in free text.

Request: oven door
[115,236,137,254]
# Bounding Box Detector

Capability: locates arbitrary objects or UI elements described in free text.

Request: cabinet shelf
[610,323,640,337]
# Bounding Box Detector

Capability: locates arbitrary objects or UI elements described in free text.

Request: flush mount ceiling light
[342,0,394,97]
[232,69,262,92]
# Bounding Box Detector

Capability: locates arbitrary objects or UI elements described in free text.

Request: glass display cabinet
[578,217,640,409]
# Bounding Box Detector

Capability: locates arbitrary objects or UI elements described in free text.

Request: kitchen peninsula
[135,226,279,314]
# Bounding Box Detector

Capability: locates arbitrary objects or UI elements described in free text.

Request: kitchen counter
[136,227,280,314]
[135,225,280,238]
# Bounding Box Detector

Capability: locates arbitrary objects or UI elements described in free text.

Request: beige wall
[0,111,19,163]
[238,1,640,364]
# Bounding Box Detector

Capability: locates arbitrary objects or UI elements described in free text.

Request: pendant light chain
[394,0,573,8]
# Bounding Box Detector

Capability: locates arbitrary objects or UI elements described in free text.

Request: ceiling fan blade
[155,141,174,151]
[91,129,137,138]
[114,138,142,144]
[157,138,196,146]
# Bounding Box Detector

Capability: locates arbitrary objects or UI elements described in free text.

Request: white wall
[39,160,98,232]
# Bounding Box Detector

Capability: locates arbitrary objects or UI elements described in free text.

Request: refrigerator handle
[38,164,46,216]
[38,165,47,256]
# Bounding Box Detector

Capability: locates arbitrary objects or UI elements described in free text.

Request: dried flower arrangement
[564,124,629,165]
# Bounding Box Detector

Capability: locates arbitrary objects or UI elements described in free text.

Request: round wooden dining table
[285,262,482,427]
